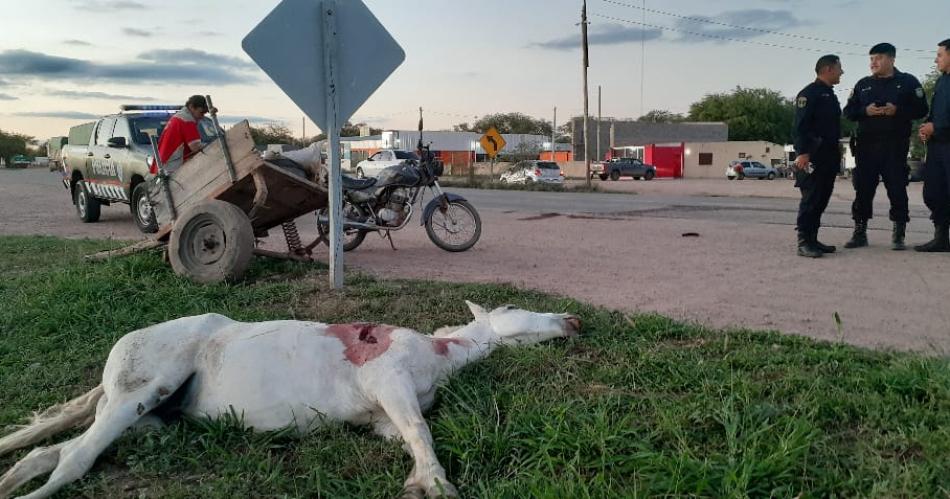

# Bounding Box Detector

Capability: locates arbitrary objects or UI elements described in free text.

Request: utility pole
[552,106,557,162]
[597,85,602,162]
[640,0,646,117]
[582,0,591,188]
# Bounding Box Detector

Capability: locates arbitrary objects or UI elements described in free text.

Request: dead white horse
[0,302,580,498]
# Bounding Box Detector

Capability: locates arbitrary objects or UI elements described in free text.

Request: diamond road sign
[242,0,405,130]
[480,127,506,158]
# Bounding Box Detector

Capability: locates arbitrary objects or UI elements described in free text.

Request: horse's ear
[465,301,488,321]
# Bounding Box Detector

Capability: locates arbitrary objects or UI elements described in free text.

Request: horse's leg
[14,397,143,499]
[17,372,192,499]
[373,380,457,499]
[0,440,69,498]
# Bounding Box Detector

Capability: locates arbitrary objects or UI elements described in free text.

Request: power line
[599,0,933,54]
[590,13,935,59]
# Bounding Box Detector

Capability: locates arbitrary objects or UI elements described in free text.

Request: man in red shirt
[152,95,212,173]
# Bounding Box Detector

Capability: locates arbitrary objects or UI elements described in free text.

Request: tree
[454,113,552,136]
[341,122,382,138]
[31,141,48,158]
[637,109,686,123]
[0,129,33,166]
[688,87,795,144]
[249,124,296,146]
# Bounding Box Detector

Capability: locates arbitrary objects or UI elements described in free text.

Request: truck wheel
[131,183,159,233]
[169,200,254,284]
[598,174,609,181]
[74,180,101,223]
[609,170,621,181]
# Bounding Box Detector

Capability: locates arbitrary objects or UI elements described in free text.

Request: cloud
[532,24,663,50]
[63,39,93,47]
[0,49,256,85]
[672,9,804,42]
[45,89,157,101]
[0,93,17,101]
[74,1,148,11]
[122,28,152,37]
[138,49,256,70]
[15,111,100,120]
[198,31,222,37]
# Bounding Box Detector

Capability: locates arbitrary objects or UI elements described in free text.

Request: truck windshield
[129,115,217,145]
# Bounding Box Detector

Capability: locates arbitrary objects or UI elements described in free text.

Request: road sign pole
[490,157,494,185]
[322,0,344,289]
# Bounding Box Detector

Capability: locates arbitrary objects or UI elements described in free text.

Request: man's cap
[869,43,897,57]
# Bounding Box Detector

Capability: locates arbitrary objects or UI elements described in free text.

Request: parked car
[591,157,656,181]
[726,160,778,180]
[354,149,419,178]
[499,160,564,184]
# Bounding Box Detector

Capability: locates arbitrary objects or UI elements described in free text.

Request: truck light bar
[119,105,181,112]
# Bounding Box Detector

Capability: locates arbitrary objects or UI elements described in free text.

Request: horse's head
[465,301,581,345]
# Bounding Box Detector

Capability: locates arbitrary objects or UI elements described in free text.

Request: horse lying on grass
[0,302,581,498]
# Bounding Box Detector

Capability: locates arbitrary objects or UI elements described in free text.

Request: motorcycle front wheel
[316,203,370,252]
[425,199,482,252]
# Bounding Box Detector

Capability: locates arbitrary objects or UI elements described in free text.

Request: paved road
[2,168,948,354]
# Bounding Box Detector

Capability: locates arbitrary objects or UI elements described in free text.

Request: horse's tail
[0,385,104,457]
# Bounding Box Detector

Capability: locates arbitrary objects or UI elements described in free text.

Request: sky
[0,0,947,142]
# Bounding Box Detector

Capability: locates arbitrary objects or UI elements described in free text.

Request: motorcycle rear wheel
[316,203,370,252]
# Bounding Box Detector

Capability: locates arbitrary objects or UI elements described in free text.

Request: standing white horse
[0,302,581,498]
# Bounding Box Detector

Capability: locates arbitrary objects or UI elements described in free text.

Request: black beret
[869,43,896,56]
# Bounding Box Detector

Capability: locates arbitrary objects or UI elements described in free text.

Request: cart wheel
[169,200,254,283]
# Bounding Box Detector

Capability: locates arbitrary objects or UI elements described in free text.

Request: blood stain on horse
[432,338,469,356]
[326,323,396,366]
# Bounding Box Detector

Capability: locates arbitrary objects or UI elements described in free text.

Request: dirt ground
[2,167,948,354]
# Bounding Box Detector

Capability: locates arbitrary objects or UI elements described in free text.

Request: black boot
[892,222,907,251]
[914,223,950,252]
[814,230,836,254]
[798,231,823,258]
[844,220,868,249]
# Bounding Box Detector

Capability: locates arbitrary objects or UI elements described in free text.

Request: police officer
[915,39,950,252]
[794,55,844,258]
[843,43,929,250]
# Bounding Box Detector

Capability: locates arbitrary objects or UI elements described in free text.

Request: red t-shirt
[152,111,201,173]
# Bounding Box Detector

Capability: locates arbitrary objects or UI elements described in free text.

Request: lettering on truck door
[108,118,133,201]
[89,118,118,200]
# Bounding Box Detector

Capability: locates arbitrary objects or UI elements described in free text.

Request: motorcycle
[316,145,481,252]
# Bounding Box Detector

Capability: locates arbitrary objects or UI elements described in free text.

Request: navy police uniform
[843,70,929,223]
[923,72,950,228]
[794,79,841,237]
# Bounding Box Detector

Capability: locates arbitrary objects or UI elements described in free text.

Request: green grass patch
[0,235,948,498]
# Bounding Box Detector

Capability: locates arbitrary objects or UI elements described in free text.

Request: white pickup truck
[61,105,216,233]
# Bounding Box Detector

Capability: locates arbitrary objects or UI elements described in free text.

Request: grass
[1,235,948,498]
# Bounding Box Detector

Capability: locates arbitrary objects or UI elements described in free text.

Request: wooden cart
[144,120,329,283]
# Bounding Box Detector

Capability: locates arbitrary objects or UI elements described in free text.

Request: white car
[355,149,419,178]
[499,160,564,185]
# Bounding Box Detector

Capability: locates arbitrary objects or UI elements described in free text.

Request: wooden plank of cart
[145,119,328,283]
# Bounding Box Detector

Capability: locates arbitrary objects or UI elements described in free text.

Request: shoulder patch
[797,96,808,108]
[916,87,925,98]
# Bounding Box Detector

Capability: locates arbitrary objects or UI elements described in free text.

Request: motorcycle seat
[342,175,377,191]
